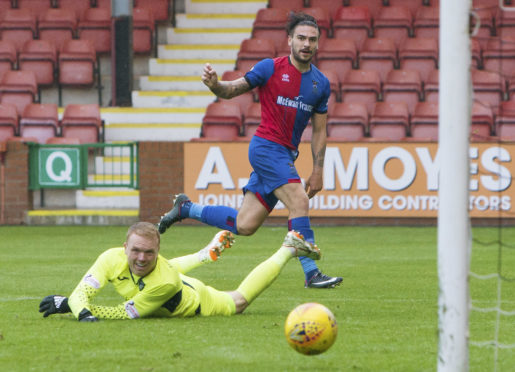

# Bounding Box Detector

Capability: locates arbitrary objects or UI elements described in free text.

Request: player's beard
[291,46,314,66]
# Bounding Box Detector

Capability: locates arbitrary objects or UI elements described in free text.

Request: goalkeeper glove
[78,308,99,322]
[39,295,71,317]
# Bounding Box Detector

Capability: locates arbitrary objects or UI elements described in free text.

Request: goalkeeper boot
[305,271,343,289]
[199,230,235,262]
[282,230,321,260]
[158,193,191,234]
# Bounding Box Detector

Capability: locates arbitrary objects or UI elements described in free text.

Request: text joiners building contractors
[185,142,513,218]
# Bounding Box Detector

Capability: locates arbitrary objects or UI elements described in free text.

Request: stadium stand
[19,103,59,144]
[242,102,261,138]
[332,6,372,50]
[388,0,423,17]
[58,0,93,21]
[302,7,332,41]
[373,6,412,49]
[46,136,81,144]
[341,69,382,116]
[358,37,397,83]
[17,0,52,14]
[252,8,289,52]
[38,8,77,52]
[0,70,38,115]
[19,40,58,87]
[135,0,170,23]
[346,0,383,18]
[201,101,242,140]
[60,103,102,143]
[133,6,155,55]
[383,69,422,116]
[483,37,515,83]
[269,0,305,11]
[77,7,111,54]
[399,37,438,83]
[0,102,18,141]
[327,102,368,141]
[236,38,276,72]
[410,101,439,141]
[309,0,344,21]
[471,5,495,50]
[0,0,11,13]
[0,8,37,51]
[0,40,17,77]
[369,102,410,141]
[317,38,357,84]
[413,5,439,39]
[495,101,515,140]
[471,102,494,141]
[319,69,341,102]
[472,68,505,115]
[423,69,439,102]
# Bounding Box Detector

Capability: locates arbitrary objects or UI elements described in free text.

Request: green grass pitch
[1,225,514,371]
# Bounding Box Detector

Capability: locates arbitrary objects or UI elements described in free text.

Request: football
[284,302,338,355]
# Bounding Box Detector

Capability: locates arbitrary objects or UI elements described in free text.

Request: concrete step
[25,209,139,226]
[76,189,139,209]
[167,27,252,44]
[87,173,135,185]
[131,90,216,108]
[185,0,266,14]
[105,122,202,142]
[101,107,205,123]
[139,75,206,91]
[149,58,236,76]
[157,44,239,59]
[175,13,256,28]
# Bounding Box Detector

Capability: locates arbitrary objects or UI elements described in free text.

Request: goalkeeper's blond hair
[126,222,160,246]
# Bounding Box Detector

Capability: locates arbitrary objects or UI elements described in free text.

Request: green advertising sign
[38,148,81,187]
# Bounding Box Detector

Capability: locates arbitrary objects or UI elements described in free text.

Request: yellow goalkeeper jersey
[68,248,201,320]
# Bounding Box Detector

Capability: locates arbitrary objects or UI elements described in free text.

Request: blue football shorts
[243,136,301,211]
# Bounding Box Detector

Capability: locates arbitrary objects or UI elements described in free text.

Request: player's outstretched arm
[201,63,251,99]
[169,230,235,273]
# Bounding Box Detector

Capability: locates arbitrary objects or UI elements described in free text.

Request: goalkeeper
[38,222,320,321]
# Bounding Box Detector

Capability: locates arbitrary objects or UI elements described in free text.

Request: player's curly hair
[286,11,320,37]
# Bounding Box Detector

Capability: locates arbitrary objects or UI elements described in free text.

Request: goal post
[437,0,471,370]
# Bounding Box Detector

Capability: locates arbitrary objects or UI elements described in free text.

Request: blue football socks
[182,202,239,234]
[289,216,319,280]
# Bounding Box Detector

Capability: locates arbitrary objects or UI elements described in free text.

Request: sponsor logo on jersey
[84,273,101,289]
[276,95,313,112]
[125,300,140,319]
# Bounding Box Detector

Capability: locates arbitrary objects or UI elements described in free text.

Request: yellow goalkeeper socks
[236,247,292,304]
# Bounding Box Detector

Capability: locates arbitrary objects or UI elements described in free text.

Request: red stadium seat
[0,0,12,13]
[346,0,383,18]
[471,38,482,69]
[133,7,155,55]
[327,102,368,141]
[410,102,439,141]
[252,8,289,52]
[19,103,59,144]
[319,69,341,101]
[383,69,422,115]
[495,101,515,139]
[19,40,57,87]
[0,40,17,76]
[399,37,438,83]
[373,6,412,49]
[0,9,37,51]
[317,38,357,84]
[236,38,276,72]
[0,103,18,141]
[38,8,77,52]
[17,0,52,14]
[242,102,261,137]
[202,101,242,139]
[218,91,255,117]
[413,5,439,39]
[58,0,93,21]
[358,37,397,83]
[309,0,344,21]
[369,102,410,140]
[471,5,495,50]
[58,39,97,87]
[341,69,381,115]
[60,103,102,143]
[135,0,170,22]
[483,37,515,81]
[269,0,305,11]
[389,0,423,17]
[78,7,111,54]
[0,70,37,115]
[471,102,494,141]
[423,69,439,102]
[471,69,505,115]
[333,6,372,50]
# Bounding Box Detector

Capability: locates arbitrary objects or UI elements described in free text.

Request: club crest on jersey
[312,80,318,93]
[282,74,290,82]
